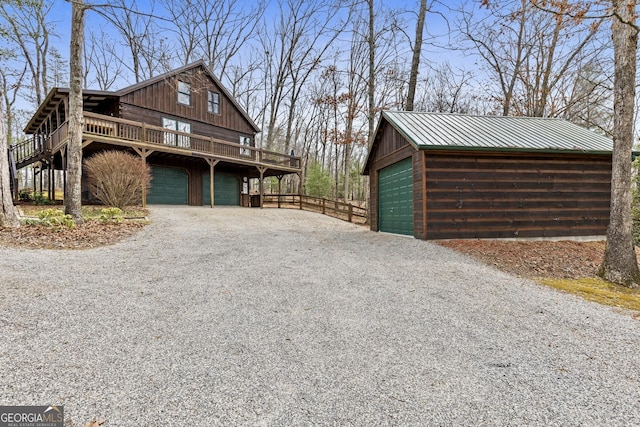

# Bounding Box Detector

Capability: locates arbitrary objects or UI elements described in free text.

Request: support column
[61,147,67,200]
[50,160,55,201]
[276,175,284,208]
[132,147,154,208]
[205,158,220,208]
[257,166,267,209]
[297,172,303,210]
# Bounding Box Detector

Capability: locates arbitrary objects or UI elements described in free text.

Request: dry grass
[538,277,640,314]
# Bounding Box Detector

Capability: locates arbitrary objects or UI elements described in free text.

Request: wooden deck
[12,112,301,173]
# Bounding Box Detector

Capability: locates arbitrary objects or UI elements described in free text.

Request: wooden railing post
[322,198,326,215]
[141,123,146,143]
[348,204,353,222]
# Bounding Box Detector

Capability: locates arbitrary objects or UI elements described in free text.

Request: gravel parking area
[1,206,640,426]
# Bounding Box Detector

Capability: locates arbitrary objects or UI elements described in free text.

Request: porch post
[297,172,303,210]
[205,158,220,208]
[61,147,67,200]
[50,161,55,201]
[276,174,284,208]
[257,166,267,209]
[132,147,154,208]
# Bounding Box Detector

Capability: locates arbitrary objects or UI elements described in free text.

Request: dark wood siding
[119,103,250,144]
[118,65,255,137]
[423,151,612,239]
[368,123,414,232]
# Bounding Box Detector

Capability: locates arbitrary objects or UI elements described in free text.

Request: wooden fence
[262,194,368,225]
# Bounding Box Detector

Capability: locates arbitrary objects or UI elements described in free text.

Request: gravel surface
[1,206,639,426]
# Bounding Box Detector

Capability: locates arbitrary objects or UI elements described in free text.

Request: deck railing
[83,112,301,169]
[12,112,302,170]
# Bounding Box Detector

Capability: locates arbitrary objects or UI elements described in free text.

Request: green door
[378,157,413,235]
[148,166,188,204]
[203,172,240,206]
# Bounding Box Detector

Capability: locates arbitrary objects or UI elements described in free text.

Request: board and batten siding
[118,66,255,137]
[368,124,424,236]
[422,151,612,239]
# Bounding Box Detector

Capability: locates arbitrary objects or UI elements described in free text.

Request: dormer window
[177,81,191,105]
[208,91,220,114]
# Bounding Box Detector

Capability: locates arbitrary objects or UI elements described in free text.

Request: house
[363,111,614,239]
[11,60,301,207]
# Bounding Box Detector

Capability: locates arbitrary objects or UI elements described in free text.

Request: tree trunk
[406,0,427,111]
[598,0,640,288]
[0,104,20,228]
[65,0,85,224]
[367,0,375,144]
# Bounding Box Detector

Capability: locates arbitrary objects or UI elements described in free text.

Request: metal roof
[382,111,613,154]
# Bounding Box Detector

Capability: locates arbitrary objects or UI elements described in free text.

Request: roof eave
[416,144,614,156]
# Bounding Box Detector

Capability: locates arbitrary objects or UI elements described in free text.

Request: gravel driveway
[1,206,639,426]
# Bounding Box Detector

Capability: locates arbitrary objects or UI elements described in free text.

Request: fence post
[322,198,326,215]
[141,123,146,143]
[348,204,353,222]
[299,195,303,210]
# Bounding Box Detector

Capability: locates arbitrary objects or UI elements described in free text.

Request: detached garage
[363,111,615,240]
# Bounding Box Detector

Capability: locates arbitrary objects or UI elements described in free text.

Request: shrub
[33,192,54,206]
[84,150,151,210]
[99,207,124,224]
[24,208,75,229]
[18,189,33,202]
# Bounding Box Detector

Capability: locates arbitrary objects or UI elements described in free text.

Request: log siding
[423,151,612,239]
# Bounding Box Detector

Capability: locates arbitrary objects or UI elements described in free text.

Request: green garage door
[203,172,240,206]
[378,157,413,235]
[148,166,188,204]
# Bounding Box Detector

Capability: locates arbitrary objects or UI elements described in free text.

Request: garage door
[148,166,188,205]
[203,172,240,206]
[378,157,413,235]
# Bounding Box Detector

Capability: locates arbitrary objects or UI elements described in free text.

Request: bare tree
[598,0,640,287]
[85,30,126,90]
[419,62,475,113]
[100,0,161,83]
[260,0,348,152]
[460,0,605,118]
[406,0,428,111]
[65,0,85,223]
[0,0,54,105]
[0,99,20,228]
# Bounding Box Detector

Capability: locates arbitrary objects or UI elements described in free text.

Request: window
[208,91,220,114]
[239,135,252,156]
[163,117,191,148]
[177,81,191,105]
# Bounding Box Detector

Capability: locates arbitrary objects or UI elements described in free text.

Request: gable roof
[364,111,613,173]
[24,60,260,134]
[116,60,260,133]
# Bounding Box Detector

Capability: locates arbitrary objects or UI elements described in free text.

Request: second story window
[208,91,220,114]
[177,81,191,105]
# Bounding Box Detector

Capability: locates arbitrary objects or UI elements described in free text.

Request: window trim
[177,80,191,106]
[208,91,220,114]
[162,117,192,148]
[239,135,252,156]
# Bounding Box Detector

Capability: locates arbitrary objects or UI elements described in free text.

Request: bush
[84,150,151,210]
[99,207,124,224]
[24,208,75,230]
[33,192,54,206]
[18,189,33,202]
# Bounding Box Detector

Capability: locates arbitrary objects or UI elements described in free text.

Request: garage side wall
[368,124,416,233]
[423,151,612,239]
